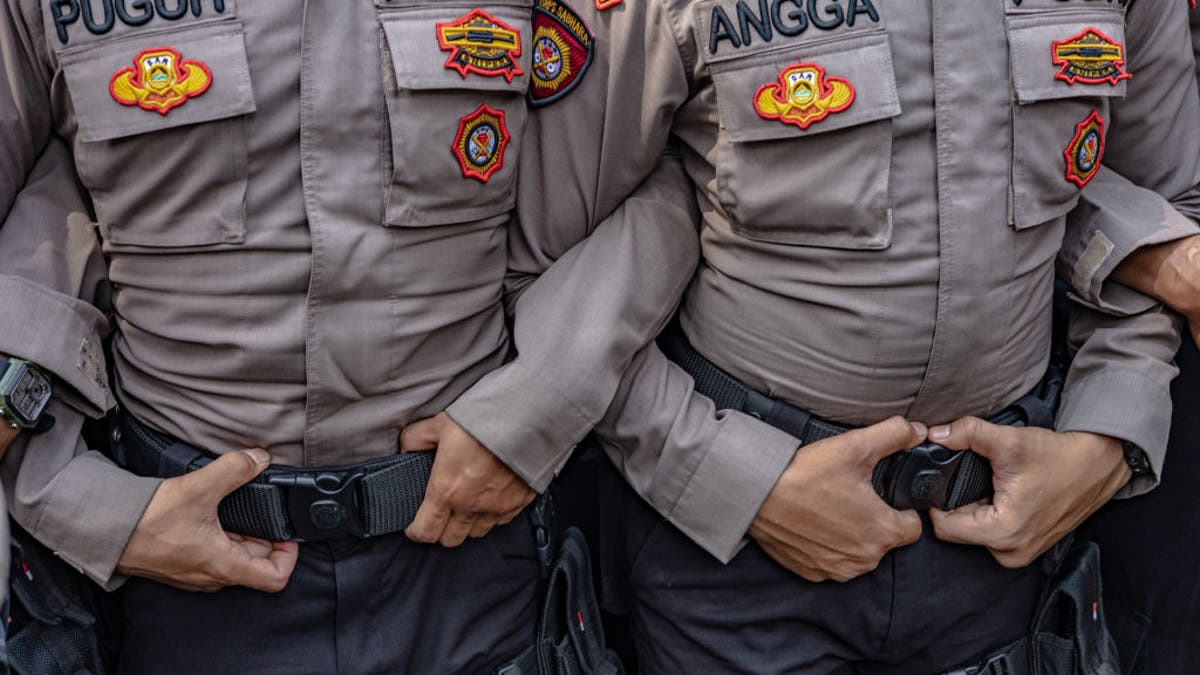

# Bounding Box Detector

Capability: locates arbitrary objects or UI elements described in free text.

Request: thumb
[849,416,926,464]
[926,417,1014,462]
[189,448,271,502]
[400,416,442,452]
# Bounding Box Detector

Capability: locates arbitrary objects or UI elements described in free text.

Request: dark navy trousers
[606,469,1044,675]
[118,514,539,674]
[1083,333,1200,675]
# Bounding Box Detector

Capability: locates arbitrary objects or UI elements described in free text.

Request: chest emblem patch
[437,9,524,82]
[529,0,595,106]
[453,104,510,183]
[754,63,855,130]
[108,47,212,116]
[1064,110,1105,188]
[1051,28,1130,86]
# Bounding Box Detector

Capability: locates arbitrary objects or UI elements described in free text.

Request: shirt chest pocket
[376,1,532,227]
[57,19,256,249]
[707,29,901,250]
[1005,6,1128,230]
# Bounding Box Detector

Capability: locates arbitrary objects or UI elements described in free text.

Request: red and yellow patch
[595,0,624,9]
[529,0,595,106]
[453,104,510,183]
[1051,28,1130,86]
[1064,110,1105,188]
[437,9,523,82]
[753,62,854,130]
[108,47,212,115]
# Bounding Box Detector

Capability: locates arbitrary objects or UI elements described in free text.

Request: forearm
[449,154,701,490]
[594,343,799,563]
[1056,301,1181,496]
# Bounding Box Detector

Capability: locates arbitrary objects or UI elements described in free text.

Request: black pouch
[5,520,119,675]
[501,527,624,675]
[1030,541,1121,675]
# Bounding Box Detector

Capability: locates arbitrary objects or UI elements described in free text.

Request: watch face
[8,365,51,426]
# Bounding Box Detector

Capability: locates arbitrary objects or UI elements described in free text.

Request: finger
[847,416,927,464]
[399,416,442,452]
[189,448,271,502]
[438,513,477,548]
[887,508,924,547]
[926,417,1017,460]
[468,516,499,539]
[223,549,297,593]
[929,500,1003,547]
[405,494,451,544]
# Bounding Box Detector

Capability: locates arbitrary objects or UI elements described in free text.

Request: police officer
[421,0,1200,672]
[0,1,699,672]
[1071,10,1200,668]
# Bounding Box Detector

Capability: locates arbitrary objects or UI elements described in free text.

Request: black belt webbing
[112,411,433,542]
[658,323,1064,511]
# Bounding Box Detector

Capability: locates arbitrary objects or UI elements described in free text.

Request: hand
[116,448,299,593]
[399,412,536,547]
[928,418,1131,568]
[1115,234,1200,343]
[748,417,927,583]
[0,421,17,462]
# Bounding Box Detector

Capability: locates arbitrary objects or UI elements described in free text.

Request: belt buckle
[883,442,968,511]
[267,468,367,541]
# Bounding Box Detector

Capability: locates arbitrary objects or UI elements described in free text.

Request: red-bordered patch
[1064,110,1105,188]
[1051,28,1130,86]
[437,9,523,82]
[595,0,623,10]
[753,62,854,130]
[453,104,510,183]
[109,46,212,115]
[528,0,595,107]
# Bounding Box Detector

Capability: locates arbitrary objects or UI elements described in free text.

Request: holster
[500,525,624,675]
[947,540,1121,675]
[5,519,119,675]
[1029,540,1122,675]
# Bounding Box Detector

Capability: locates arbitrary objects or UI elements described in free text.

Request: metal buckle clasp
[268,469,367,541]
[880,442,968,511]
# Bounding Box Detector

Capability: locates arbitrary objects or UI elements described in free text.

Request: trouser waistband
[658,322,1066,511]
[110,410,434,542]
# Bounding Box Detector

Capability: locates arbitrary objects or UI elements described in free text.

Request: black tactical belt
[658,323,1065,511]
[111,411,433,542]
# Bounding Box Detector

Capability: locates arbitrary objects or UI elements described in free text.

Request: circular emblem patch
[1064,110,1105,188]
[533,29,570,88]
[452,104,510,183]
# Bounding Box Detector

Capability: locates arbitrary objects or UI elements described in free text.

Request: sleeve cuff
[665,410,799,563]
[1061,171,1200,316]
[0,275,112,416]
[446,360,592,493]
[1055,367,1172,499]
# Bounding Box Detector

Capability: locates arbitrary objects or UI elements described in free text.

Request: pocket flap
[710,31,900,143]
[380,3,533,93]
[58,20,256,143]
[1006,10,1129,104]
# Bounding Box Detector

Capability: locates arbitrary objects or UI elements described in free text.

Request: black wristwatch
[0,357,53,430]
[1122,441,1152,478]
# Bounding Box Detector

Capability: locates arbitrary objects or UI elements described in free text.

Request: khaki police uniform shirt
[0,0,699,585]
[447,0,1200,562]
